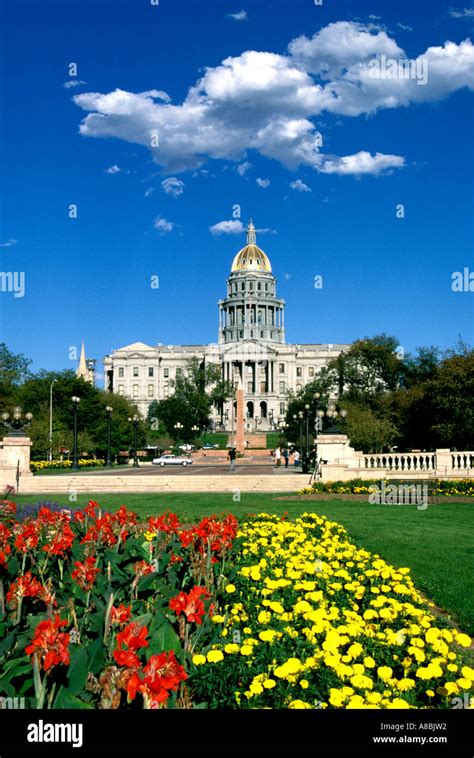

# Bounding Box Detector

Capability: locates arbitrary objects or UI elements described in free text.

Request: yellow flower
[240,645,253,656]
[192,654,206,666]
[377,666,393,681]
[224,643,239,654]
[263,679,276,689]
[225,584,236,593]
[207,650,224,663]
[462,666,474,681]
[455,633,471,647]
[259,630,277,643]
[300,679,309,689]
[143,531,156,541]
[288,700,312,709]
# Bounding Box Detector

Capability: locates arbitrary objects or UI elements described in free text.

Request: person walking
[282,447,289,469]
[228,446,237,472]
[275,446,281,467]
[293,449,300,467]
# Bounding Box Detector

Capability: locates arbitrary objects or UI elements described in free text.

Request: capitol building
[103,221,348,432]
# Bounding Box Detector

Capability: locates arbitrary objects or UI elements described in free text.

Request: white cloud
[73,23,474,178]
[449,8,474,18]
[144,187,154,197]
[256,177,271,187]
[0,238,17,247]
[63,79,87,89]
[227,10,247,21]
[397,23,413,32]
[210,219,244,235]
[104,164,122,174]
[161,177,185,197]
[288,21,403,78]
[237,161,252,175]
[317,151,405,175]
[290,179,312,192]
[154,216,174,233]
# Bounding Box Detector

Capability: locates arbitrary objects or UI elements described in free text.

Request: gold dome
[231,221,272,273]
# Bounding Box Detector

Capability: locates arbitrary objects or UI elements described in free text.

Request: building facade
[103,222,349,431]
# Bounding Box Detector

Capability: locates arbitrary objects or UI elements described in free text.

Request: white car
[152,454,193,467]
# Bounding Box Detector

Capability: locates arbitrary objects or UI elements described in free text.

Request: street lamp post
[105,406,113,468]
[49,379,57,461]
[174,422,183,451]
[128,415,140,467]
[304,403,310,452]
[2,407,33,437]
[191,424,199,447]
[71,396,80,471]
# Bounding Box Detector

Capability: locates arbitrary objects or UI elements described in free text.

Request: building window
[241,282,245,291]
[260,331,264,338]
[247,365,253,374]
[279,381,285,394]
[163,368,169,378]
[257,282,261,291]
[308,366,314,377]
[133,384,139,398]
[118,367,124,378]
[280,402,285,415]
[118,384,124,396]
[279,363,285,374]
[148,367,154,377]
[296,367,302,377]
[133,367,139,377]
[260,381,267,393]
[148,384,154,397]
[163,384,169,397]
[247,382,253,394]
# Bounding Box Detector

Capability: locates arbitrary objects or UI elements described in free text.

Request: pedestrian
[283,447,289,468]
[228,446,237,472]
[293,449,300,467]
[275,446,281,467]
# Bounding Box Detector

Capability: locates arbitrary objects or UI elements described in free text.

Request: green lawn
[13,492,474,636]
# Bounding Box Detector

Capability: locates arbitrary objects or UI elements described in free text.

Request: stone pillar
[0,435,34,491]
[436,449,453,477]
[235,379,245,454]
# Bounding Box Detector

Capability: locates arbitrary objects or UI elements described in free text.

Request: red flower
[25,615,70,671]
[71,556,100,591]
[42,522,75,556]
[6,571,43,608]
[116,622,149,652]
[14,523,39,553]
[133,560,154,578]
[139,651,187,707]
[0,546,11,568]
[169,586,210,625]
[148,511,180,534]
[85,500,98,518]
[113,649,141,668]
[111,604,132,625]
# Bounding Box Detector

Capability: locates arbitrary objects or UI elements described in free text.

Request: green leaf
[148,620,181,656]
[53,689,95,709]
[87,637,105,676]
[133,612,153,628]
[65,645,89,696]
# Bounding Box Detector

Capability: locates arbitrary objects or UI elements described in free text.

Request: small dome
[231,220,272,272]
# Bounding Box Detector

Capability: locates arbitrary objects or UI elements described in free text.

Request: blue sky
[1,0,473,383]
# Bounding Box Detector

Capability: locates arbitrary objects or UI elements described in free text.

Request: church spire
[78,340,87,377]
[246,218,256,245]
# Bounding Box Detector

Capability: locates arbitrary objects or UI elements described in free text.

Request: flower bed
[0,502,471,709]
[298,479,474,497]
[31,459,105,473]
[191,514,473,709]
[0,500,238,709]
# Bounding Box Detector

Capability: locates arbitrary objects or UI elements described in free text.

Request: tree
[151,358,231,440]
[331,334,403,404]
[339,402,398,453]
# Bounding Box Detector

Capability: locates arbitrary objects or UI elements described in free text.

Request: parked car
[178,444,195,452]
[202,443,219,449]
[152,455,193,467]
